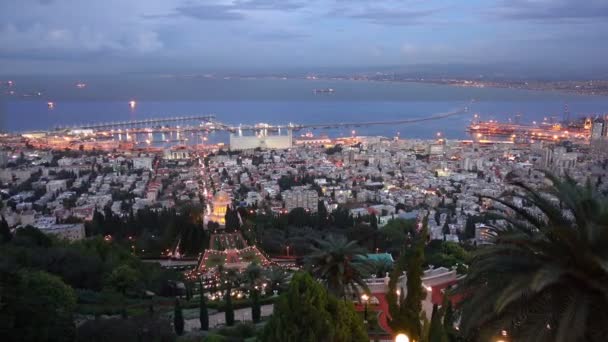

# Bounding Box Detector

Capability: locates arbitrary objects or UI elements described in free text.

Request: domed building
[207,191,231,227]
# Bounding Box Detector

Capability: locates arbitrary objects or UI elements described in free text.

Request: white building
[133,157,154,170]
[230,131,292,151]
[163,148,191,160]
[591,119,606,140]
[541,146,578,172]
[38,224,86,241]
[46,179,67,194]
[283,189,319,213]
[245,191,262,206]
[0,151,9,167]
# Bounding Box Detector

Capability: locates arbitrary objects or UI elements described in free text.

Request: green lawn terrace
[196,232,272,273]
[210,232,247,250]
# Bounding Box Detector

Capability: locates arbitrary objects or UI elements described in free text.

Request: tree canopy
[1,270,77,342]
[261,272,367,342]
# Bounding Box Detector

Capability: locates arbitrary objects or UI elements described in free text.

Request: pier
[57,106,469,134]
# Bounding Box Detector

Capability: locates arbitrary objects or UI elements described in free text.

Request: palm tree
[264,266,290,294]
[305,235,371,299]
[242,262,263,321]
[243,263,263,288]
[369,258,394,278]
[458,173,608,342]
[219,267,239,327]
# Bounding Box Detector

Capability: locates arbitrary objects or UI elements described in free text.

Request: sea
[2,75,608,144]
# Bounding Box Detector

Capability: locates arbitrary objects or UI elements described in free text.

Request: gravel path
[183,304,274,331]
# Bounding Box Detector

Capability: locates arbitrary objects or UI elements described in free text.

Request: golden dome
[214,191,231,203]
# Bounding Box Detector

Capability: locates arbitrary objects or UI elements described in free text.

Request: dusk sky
[1,0,608,75]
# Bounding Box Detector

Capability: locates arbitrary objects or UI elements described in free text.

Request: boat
[313,88,335,94]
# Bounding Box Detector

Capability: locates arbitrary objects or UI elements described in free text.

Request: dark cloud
[174,4,245,21]
[349,9,438,25]
[329,6,439,26]
[493,0,608,21]
[234,0,306,11]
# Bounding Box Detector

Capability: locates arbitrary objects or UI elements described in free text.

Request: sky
[1,0,608,75]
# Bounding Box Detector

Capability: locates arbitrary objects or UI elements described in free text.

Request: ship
[313,88,335,94]
[467,116,590,143]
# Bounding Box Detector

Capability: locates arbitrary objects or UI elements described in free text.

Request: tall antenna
[564,103,570,124]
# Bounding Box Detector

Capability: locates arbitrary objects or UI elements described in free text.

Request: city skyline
[3,1,608,342]
[2,0,608,76]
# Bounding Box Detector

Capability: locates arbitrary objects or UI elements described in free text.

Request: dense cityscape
[3,0,608,341]
[2,111,608,341]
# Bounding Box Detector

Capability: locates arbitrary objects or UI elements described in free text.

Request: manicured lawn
[205,253,226,267]
[239,250,260,263]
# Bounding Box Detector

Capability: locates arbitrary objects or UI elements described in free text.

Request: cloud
[400,44,418,56]
[173,4,245,21]
[348,8,438,25]
[0,23,163,60]
[150,0,306,22]
[399,43,454,63]
[328,2,441,26]
[491,0,608,21]
[251,30,309,41]
[126,31,164,52]
[370,46,383,57]
[234,0,306,11]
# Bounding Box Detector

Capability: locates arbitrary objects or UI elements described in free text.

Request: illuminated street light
[361,294,369,323]
[395,333,410,342]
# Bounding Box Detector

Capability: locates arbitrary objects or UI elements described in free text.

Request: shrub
[217,322,256,338]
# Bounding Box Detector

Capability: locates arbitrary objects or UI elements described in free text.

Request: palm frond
[459,171,608,341]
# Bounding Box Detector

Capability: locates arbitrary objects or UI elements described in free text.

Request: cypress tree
[317,200,328,228]
[428,304,448,342]
[185,281,192,301]
[199,282,209,331]
[251,288,261,323]
[174,298,184,335]
[370,213,378,230]
[443,298,455,340]
[0,215,11,243]
[442,215,450,236]
[224,205,231,230]
[388,215,427,340]
[402,238,425,339]
[225,284,235,326]
[464,215,476,239]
